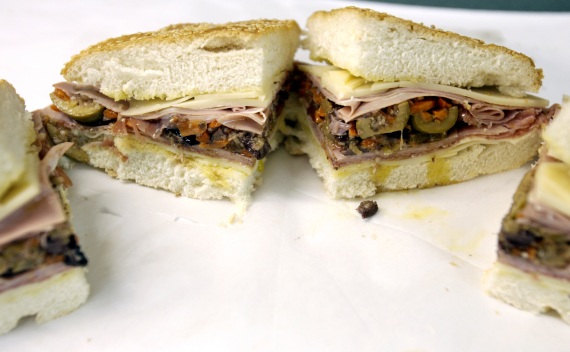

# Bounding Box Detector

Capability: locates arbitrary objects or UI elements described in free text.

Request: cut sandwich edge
[282,93,542,199]
[0,267,89,336]
[483,262,570,324]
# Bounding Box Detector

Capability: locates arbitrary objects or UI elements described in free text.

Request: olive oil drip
[427,157,451,187]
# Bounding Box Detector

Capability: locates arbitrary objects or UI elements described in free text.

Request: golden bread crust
[62,19,300,77]
[307,6,543,91]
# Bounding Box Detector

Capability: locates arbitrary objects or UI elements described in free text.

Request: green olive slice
[50,92,104,123]
[356,101,410,139]
[411,106,458,134]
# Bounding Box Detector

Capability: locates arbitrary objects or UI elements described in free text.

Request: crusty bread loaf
[304,7,542,97]
[281,94,542,199]
[63,19,300,101]
[483,262,570,323]
[543,96,570,164]
[0,80,35,199]
[0,267,89,335]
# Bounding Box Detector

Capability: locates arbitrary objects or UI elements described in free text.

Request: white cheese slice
[121,96,192,116]
[174,91,271,110]
[120,91,271,116]
[299,64,549,107]
[543,96,570,164]
[0,154,41,222]
[120,71,289,116]
[533,161,570,218]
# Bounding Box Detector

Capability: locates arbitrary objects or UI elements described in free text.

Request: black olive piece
[162,128,199,146]
[63,236,88,267]
[1,268,16,278]
[64,249,89,267]
[241,134,271,160]
[43,235,68,255]
[357,200,379,219]
[504,230,542,250]
[334,133,349,142]
[284,117,298,128]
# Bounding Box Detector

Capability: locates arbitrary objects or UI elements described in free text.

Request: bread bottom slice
[0,267,89,335]
[282,102,541,199]
[67,134,269,213]
[483,262,570,323]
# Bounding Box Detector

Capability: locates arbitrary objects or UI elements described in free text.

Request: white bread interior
[483,262,570,323]
[74,133,280,213]
[0,267,89,335]
[0,80,35,199]
[63,20,300,101]
[304,7,542,97]
[281,93,542,199]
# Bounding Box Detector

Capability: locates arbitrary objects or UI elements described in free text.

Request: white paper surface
[1,1,570,351]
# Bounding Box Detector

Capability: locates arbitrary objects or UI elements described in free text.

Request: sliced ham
[0,142,72,248]
[54,82,129,112]
[518,202,570,235]
[498,251,570,280]
[305,71,555,129]
[0,261,70,294]
[53,82,270,135]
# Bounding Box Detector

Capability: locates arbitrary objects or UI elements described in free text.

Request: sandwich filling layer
[497,156,570,280]
[39,75,292,167]
[296,64,558,169]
